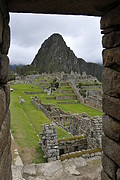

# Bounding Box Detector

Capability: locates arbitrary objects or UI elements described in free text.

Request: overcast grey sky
[9,13,102,65]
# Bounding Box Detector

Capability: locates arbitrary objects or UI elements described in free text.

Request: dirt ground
[11,134,40,165]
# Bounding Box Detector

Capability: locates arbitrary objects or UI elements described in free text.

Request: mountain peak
[31,33,79,73]
[49,33,63,38]
[31,33,102,81]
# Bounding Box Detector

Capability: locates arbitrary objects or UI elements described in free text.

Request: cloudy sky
[9,13,102,65]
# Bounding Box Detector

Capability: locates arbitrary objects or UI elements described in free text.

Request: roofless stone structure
[0,0,119,179]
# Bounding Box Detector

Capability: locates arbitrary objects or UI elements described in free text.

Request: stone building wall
[40,124,88,160]
[69,115,102,148]
[31,96,67,119]
[101,4,120,179]
[69,82,84,103]
[86,117,102,149]
[58,137,87,155]
[40,124,59,162]
[0,1,11,180]
[32,96,102,149]
[85,96,102,110]
[31,96,53,118]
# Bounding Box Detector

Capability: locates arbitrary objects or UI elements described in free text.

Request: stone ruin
[58,136,87,156]
[68,114,102,148]
[12,71,102,110]
[40,124,59,162]
[40,123,101,162]
[31,96,69,120]
[32,96,102,154]
[31,96,102,162]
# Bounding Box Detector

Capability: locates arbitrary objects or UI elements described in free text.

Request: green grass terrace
[10,83,103,163]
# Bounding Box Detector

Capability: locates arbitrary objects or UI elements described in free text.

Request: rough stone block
[101,5,120,29]
[103,47,120,67]
[102,67,120,97]
[0,11,3,45]
[101,27,118,34]
[102,135,120,167]
[0,0,9,23]
[117,169,120,180]
[102,31,120,48]
[22,164,36,179]
[5,135,12,180]
[0,109,10,158]
[0,134,11,180]
[0,54,9,83]
[3,84,10,111]
[101,169,111,180]
[102,95,120,120]
[102,153,117,179]
[1,22,10,55]
[103,115,120,141]
[0,87,6,127]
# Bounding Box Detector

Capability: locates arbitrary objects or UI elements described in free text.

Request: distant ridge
[10,64,24,71]
[77,58,102,81]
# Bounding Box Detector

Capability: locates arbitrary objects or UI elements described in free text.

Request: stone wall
[40,124,59,162]
[58,137,87,155]
[69,115,102,148]
[40,124,88,161]
[85,96,102,110]
[31,96,69,119]
[101,4,120,179]
[56,95,77,100]
[52,114,72,130]
[0,1,11,180]
[31,96,54,118]
[69,82,84,103]
[32,96,102,149]
[86,117,102,149]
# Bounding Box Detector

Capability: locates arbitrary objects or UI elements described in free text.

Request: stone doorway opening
[0,1,119,180]
[10,14,103,168]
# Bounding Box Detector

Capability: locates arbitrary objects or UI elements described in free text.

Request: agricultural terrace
[10,83,103,164]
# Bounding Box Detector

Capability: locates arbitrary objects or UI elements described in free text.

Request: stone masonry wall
[69,115,102,148]
[58,137,87,155]
[101,4,120,180]
[0,1,11,180]
[40,124,59,162]
[85,96,102,110]
[40,124,88,160]
[31,96,102,149]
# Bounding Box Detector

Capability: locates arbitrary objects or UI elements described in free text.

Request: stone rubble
[12,156,101,180]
